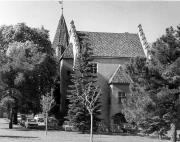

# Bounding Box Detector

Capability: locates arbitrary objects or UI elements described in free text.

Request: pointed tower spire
[52,13,69,57]
[58,1,64,15]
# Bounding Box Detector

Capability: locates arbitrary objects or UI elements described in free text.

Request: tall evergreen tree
[66,33,101,133]
[123,26,180,142]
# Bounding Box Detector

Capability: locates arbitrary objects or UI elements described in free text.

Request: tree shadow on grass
[0,135,39,139]
[2,126,62,132]
[4,126,62,132]
[88,132,138,136]
[82,132,171,141]
[130,133,171,141]
[1,126,43,132]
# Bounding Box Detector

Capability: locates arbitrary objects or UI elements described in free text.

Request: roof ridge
[77,30,138,35]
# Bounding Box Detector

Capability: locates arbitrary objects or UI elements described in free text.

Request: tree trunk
[13,100,18,124]
[9,108,13,129]
[90,112,93,142]
[158,133,162,140]
[45,111,48,136]
[170,122,177,142]
[7,110,10,119]
[13,112,17,124]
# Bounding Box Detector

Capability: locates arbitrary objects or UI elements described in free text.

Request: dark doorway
[112,113,126,125]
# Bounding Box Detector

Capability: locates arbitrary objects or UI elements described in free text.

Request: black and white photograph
[0,0,180,142]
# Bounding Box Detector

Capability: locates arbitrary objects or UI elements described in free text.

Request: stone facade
[60,57,132,127]
[53,14,146,127]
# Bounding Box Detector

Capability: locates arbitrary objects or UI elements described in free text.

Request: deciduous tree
[0,24,57,122]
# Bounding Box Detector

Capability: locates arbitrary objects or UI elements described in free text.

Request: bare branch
[75,82,101,114]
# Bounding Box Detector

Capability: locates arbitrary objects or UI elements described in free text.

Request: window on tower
[67,71,71,76]
[118,92,126,104]
[89,63,97,74]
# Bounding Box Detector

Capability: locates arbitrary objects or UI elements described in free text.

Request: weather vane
[58,1,63,14]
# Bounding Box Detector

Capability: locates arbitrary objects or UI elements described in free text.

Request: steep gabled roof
[109,65,132,84]
[63,31,145,58]
[52,14,69,51]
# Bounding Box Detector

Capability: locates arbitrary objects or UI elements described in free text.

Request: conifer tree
[123,26,180,142]
[66,33,101,133]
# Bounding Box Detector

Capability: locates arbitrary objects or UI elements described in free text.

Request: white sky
[0,1,180,43]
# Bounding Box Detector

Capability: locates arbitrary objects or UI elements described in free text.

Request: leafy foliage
[0,96,15,113]
[123,26,180,140]
[0,23,52,54]
[0,23,57,114]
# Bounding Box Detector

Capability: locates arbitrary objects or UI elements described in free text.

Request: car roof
[27,118,34,119]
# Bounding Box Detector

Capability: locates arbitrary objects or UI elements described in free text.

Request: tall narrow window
[90,63,97,74]
[118,92,126,104]
[67,71,71,76]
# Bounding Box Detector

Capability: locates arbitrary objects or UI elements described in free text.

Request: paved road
[0,118,167,142]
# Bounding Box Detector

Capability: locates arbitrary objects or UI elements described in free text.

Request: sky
[0,1,180,43]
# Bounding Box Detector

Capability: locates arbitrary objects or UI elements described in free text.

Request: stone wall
[61,57,130,126]
[109,84,130,125]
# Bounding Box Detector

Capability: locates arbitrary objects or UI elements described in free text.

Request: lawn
[0,118,170,142]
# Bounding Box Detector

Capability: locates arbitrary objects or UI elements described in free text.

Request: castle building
[52,14,148,127]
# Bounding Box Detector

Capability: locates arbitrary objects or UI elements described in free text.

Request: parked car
[18,114,26,126]
[37,118,45,128]
[34,114,44,121]
[24,118,38,129]
[17,114,21,124]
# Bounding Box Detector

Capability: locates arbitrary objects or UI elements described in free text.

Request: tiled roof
[63,31,145,58]
[52,14,69,51]
[109,65,132,84]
